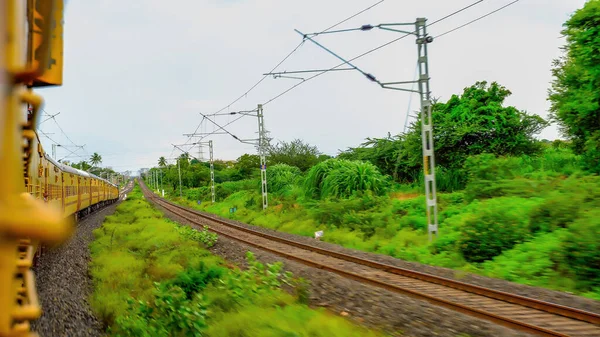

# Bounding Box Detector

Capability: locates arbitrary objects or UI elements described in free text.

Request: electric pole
[209,140,215,203]
[196,106,269,209]
[275,18,439,240]
[257,104,268,210]
[415,18,438,241]
[177,136,218,204]
[177,158,182,198]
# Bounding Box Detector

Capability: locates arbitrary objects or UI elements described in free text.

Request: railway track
[140,182,600,337]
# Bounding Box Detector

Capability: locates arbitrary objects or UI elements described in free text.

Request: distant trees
[235,154,260,179]
[549,0,600,173]
[267,139,322,172]
[90,152,102,168]
[71,161,91,171]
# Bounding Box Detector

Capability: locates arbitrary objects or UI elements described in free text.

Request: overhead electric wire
[261,0,515,106]
[319,0,385,34]
[38,131,82,161]
[45,109,81,149]
[436,0,520,39]
[186,0,387,144]
[428,0,485,26]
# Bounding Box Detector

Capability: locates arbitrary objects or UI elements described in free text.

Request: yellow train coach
[26,133,120,221]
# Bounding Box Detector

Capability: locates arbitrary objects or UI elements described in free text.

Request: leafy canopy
[549,0,600,172]
[267,138,322,172]
[340,81,548,186]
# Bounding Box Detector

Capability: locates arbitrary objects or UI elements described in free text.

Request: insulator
[365,73,377,82]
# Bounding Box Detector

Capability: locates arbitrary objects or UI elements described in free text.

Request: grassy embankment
[166,148,600,300]
[89,184,386,337]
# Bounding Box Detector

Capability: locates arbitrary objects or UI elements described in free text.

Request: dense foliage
[340,82,547,190]
[267,139,324,171]
[304,159,390,199]
[147,40,599,299]
[549,0,600,172]
[90,186,384,336]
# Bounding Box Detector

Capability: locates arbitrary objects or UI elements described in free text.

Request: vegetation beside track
[147,1,600,301]
[89,185,385,337]
[161,151,600,300]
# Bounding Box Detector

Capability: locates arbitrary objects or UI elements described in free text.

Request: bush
[482,231,566,286]
[309,193,392,237]
[529,192,581,233]
[304,159,389,199]
[112,284,208,337]
[214,179,256,201]
[457,197,540,263]
[561,210,600,290]
[266,164,302,194]
[176,225,218,248]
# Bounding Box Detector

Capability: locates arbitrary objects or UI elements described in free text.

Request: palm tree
[158,156,167,167]
[90,152,102,167]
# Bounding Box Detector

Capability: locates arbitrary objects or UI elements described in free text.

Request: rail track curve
[140,181,600,337]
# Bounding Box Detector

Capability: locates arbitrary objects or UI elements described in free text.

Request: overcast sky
[37,0,586,173]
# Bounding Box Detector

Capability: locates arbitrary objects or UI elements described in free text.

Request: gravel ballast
[31,203,119,337]
[195,206,600,314]
[149,197,537,337]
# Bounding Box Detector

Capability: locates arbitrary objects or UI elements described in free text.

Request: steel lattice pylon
[415,18,438,240]
[257,104,268,210]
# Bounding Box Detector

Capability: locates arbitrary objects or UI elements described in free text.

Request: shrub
[309,193,392,237]
[266,164,302,194]
[457,197,540,263]
[529,192,581,233]
[176,225,218,248]
[304,159,389,199]
[482,231,566,286]
[112,284,208,337]
[561,210,600,290]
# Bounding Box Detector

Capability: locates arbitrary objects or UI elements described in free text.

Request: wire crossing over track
[139,182,600,337]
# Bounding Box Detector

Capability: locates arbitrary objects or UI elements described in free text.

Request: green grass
[90,184,387,336]
[161,150,600,300]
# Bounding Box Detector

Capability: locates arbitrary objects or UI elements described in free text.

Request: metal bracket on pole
[416,18,438,241]
[257,104,268,210]
[293,18,439,241]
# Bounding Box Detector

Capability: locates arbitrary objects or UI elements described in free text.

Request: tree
[339,82,548,185]
[158,156,167,167]
[234,154,260,179]
[267,139,321,172]
[90,152,102,168]
[410,81,548,170]
[549,0,600,172]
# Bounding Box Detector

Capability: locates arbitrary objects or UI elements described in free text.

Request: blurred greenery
[90,185,386,336]
[549,0,600,173]
[144,76,599,300]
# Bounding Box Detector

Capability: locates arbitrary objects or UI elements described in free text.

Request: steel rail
[139,182,600,337]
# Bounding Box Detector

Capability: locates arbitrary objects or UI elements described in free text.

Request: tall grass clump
[304,159,389,199]
[266,164,302,194]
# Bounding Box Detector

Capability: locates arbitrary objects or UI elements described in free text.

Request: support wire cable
[188,0,388,142]
[262,0,489,106]
[436,0,521,39]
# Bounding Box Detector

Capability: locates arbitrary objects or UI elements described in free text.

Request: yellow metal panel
[28,0,63,87]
